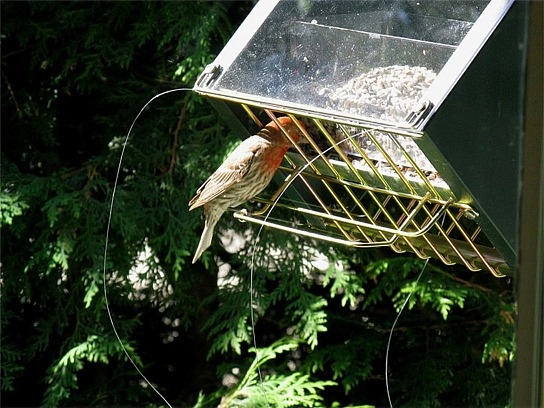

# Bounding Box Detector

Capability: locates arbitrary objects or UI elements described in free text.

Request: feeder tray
[194,0,527,278]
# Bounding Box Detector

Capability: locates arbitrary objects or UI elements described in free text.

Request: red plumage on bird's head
[264,116,305,145]
[189,115,306,263]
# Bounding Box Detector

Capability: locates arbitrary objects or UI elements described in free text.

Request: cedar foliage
[1,2,514,407]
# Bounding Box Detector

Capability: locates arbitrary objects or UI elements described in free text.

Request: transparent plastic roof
[196,0,511,129]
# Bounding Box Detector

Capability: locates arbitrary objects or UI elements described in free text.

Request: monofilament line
[247,129,366,403]
[385,208,447,408]
[103,88,193,408]
[384,257,429,408]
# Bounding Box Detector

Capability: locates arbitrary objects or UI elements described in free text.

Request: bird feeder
[194,0,528,278]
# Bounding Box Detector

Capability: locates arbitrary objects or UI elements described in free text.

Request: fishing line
[247,127,367,399]
[384,257,429,408]
[384,212,447,408]
[103,87,193,408]
[246,161,311,393]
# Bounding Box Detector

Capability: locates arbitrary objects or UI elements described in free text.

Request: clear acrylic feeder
[194,0,528,277]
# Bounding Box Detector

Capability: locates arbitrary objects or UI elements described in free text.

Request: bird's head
[265,116,306,146]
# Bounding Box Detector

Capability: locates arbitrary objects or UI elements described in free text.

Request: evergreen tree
[1,2,514,407]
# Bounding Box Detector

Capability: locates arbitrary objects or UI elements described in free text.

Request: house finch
[189,116,304,264]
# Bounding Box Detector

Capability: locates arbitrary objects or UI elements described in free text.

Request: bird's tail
[192,207,223,264]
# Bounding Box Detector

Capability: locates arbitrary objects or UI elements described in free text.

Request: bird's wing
[188,140,260,210]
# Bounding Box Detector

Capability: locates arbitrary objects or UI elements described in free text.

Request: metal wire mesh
[232,106,509,277]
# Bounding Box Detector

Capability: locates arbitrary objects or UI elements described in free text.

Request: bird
[189,116,304,264]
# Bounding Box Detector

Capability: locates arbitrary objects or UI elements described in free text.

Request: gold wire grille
[233,106,509,277]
